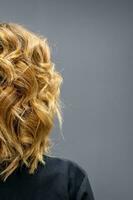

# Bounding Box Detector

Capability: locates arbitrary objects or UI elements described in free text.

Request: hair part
[0,22,63,182]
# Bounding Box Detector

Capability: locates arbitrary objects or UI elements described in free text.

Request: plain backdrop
[0,0,132,200]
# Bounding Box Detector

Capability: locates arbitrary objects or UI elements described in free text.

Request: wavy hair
[0,22,63,182]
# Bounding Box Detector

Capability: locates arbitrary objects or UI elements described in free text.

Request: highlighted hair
[0,22,63,182]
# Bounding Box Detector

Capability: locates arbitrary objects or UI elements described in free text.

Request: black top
[0,155,95,200]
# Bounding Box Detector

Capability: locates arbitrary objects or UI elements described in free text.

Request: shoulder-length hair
[0,22,63,182]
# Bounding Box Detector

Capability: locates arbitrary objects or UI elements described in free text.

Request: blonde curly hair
[0,22,63,182]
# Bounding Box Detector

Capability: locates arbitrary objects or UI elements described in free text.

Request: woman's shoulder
[42,155,95,199]
[43,154,88,178]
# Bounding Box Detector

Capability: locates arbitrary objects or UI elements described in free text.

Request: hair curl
[0,22,63,182]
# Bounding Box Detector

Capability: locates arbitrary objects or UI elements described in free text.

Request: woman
[0,22,95,200]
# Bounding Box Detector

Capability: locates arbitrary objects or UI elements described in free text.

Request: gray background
[0,0,132,199]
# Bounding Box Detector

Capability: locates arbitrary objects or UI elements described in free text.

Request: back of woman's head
[0,22,63,182]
